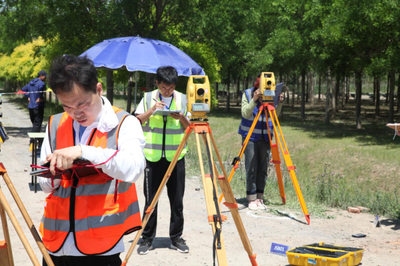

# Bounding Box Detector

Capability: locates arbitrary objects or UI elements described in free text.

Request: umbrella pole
[134,72,138,111]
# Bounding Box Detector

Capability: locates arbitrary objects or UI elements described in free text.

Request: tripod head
[186,75,211,120]
[259,72,276,103]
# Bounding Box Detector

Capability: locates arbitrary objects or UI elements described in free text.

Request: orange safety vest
[39,107,142,255]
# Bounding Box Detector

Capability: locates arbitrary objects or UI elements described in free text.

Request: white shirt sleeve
[134,98,145,115]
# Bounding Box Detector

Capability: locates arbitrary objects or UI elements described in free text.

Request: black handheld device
[30,159,91,178]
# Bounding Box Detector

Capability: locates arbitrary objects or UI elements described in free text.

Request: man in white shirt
[39,55,145,266]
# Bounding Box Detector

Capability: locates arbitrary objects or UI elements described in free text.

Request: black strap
[203,130,223,265]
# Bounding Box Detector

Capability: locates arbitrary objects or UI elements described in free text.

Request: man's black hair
[156,66,178,85]
[48,55,98,94]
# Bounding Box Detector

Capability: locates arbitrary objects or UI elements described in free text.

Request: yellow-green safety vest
[142,90,187,162]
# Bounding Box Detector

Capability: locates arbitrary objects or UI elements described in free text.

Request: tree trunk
[126,73,134,113]
[306,73,309,103]
[318,75,321,102]
[346,76,350,103]
[332,76,337,119]
[106,69,114,105]
[372,76,376,102]
[227,73,231,112]
[325,70,331,125]
[374,76,380,116]
[297,75,300,104]
[386,74,389,104]
[388,70,395,123]
[341,77,345,108]
[301,70,306,121]
[215,82,219,100]
[146,72,156,92]
[236,78,241,106]
[291,74,295,111]
[309,72,314,106]
[355,71,362,129]
[285,74,289,105]
[335,77,340,110]
[397,71,400,112]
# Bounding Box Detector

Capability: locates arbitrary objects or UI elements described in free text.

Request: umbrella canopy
[80,36,205,76]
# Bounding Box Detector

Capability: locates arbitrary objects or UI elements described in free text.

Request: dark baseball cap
[38,70,47,77]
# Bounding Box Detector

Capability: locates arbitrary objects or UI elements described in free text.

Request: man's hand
[169,112,185,120]
[169,112,190,129]
[151,101,166,112]
[252,89,261,103]
[46,145,82,174]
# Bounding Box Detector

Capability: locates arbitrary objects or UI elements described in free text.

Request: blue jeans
[243,137,271,201]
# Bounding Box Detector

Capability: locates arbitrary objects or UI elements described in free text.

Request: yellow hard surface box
[287,246,350,266]
[303,243,364,266]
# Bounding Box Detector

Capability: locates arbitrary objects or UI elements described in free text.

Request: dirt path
[0,96,399,266]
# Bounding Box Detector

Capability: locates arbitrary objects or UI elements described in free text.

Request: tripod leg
[264,108,286,204]
[0,197,14,266]
[122,127,193,266]
[195,132,228,265]
[0,187,40,266]
[1,170,54,266]
[268,108,310,224]
[208,129,258,266]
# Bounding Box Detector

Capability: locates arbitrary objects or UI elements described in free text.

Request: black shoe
[170,238,189,253]
[137,239,153,255]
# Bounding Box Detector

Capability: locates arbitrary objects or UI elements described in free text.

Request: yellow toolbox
[303,243,364,266]
[286,246,350,266]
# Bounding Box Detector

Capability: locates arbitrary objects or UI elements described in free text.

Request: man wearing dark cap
[21,70,47,132]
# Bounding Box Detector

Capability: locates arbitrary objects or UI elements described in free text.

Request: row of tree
[1,0,400,127]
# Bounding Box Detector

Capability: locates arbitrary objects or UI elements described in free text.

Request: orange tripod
[123,121,258,266]
[219,103,310,225]
[0,163,54,266]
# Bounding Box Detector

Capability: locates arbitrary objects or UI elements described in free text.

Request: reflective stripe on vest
[142,90,187,162]
[238,88,273,142]
[40,106,142,255]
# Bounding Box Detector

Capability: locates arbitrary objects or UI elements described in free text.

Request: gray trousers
[243,137,271,201]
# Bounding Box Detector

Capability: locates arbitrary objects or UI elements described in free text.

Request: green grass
[184,100,400,220]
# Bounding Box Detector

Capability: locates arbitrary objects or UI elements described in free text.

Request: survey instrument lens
[186,75,211,120]
[259,72,276,103]
[197,88,205,96]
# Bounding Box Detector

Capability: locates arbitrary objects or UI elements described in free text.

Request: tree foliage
[1,0,400,125]
[0,37,48,81]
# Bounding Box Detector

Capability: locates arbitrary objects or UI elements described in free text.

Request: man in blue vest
[22,70,47,132]
[135,66,190,255]
[238,77,283,211]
